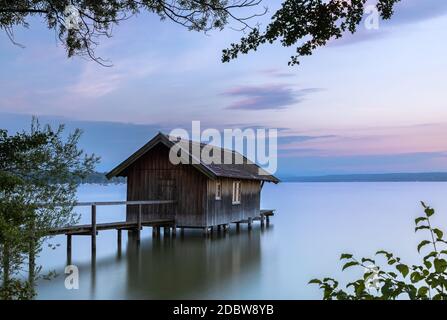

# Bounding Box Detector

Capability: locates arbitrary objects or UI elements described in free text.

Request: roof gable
[106,132,279,183]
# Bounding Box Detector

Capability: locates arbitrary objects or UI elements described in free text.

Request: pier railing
[47,200,176,256]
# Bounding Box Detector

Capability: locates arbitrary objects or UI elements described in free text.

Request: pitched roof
[106,132,280,183]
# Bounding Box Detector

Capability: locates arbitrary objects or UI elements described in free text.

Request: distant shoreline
[80,172,447,184]
[281,172,447,183]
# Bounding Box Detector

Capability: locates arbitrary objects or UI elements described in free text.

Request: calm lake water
[36,182,447,299]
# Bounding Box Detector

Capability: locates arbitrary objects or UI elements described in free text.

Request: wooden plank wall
[206,178,261,226]
[126,144,207,227]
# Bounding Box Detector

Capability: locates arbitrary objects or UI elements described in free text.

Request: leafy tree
[0,0,264,65]
[0,118,98,299]
[0,1,403,66]
[309,202,447,300]
[223,0,401,65]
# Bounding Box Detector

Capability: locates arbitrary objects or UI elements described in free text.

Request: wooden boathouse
[106,132,279,232]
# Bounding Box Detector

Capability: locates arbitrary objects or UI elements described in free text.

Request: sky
[1,0,447,177]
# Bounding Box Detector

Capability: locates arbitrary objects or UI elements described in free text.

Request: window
[215,181,222,200]
[232,181,241,204]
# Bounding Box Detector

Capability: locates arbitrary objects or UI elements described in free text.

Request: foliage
[0,1,407,66]
[0,118,98,299]
[0,0,264,65]
[309,202,447,300]
[78,172,125,185]
[223,0,401,66]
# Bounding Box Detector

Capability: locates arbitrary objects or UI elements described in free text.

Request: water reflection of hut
[125,230,264,299]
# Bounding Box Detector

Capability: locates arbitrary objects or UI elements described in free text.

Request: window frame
[215,180,222,200]
[232,181,241,205]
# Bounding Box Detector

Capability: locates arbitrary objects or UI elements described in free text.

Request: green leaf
[308,279,322,285]
[376,250,392,259]
[342,261,359,271]
[424,260,432,269]
[417,240,431,253]
[415,217,427,225]
[425,208,435,217]
[396,264,409,277]
[415,225,430,232]
[424,251,437,261]
[410,271,422,283]
[361,258,375,264]
[433,228,444,240]
[388,272,398,279]
[434,258,447,273]
[340,253,353,260]
[388,259,397,265]
[417,286,429,298]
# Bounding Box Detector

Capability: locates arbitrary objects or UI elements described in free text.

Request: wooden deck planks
[47,219,174,236]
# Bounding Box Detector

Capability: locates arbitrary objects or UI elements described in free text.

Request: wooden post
[117,229,122,249]
[164,227,170,237]
[137,204,142,242]
[248,217,253,230]
[266,216,270,225]
[260,213,265,227]
[67,234,72,265]
[217,225,221,232]
[91,204,97,252]
[172,225,177,237]
[152,226,158,237]
[236,222,240,232]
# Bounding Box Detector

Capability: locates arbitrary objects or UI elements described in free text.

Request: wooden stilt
[67,234,72,265]
[172,225,177,237]
[236,222,240,232]
[117,229,122,249]
[91,205,97,253]
[137,204,142,242]
[152,226,158,237]
[248,217,253,230]
[164,227,170,237]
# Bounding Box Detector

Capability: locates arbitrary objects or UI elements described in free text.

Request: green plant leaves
[415,217,427,225]
[417,286,429,298]
[433,228,444,240]
[417,240,431,253]
[396,264,409,278]
[340,253,353,260]
[308,279,322,285]
[310,202,447,300]
[342,261,359,271]
[415,225,430,232]
[425,207,435,217]
[434,259,447,273]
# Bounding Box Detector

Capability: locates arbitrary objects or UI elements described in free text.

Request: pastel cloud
[223,85,323,110]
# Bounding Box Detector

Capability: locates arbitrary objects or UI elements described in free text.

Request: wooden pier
[45,200,275,260]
